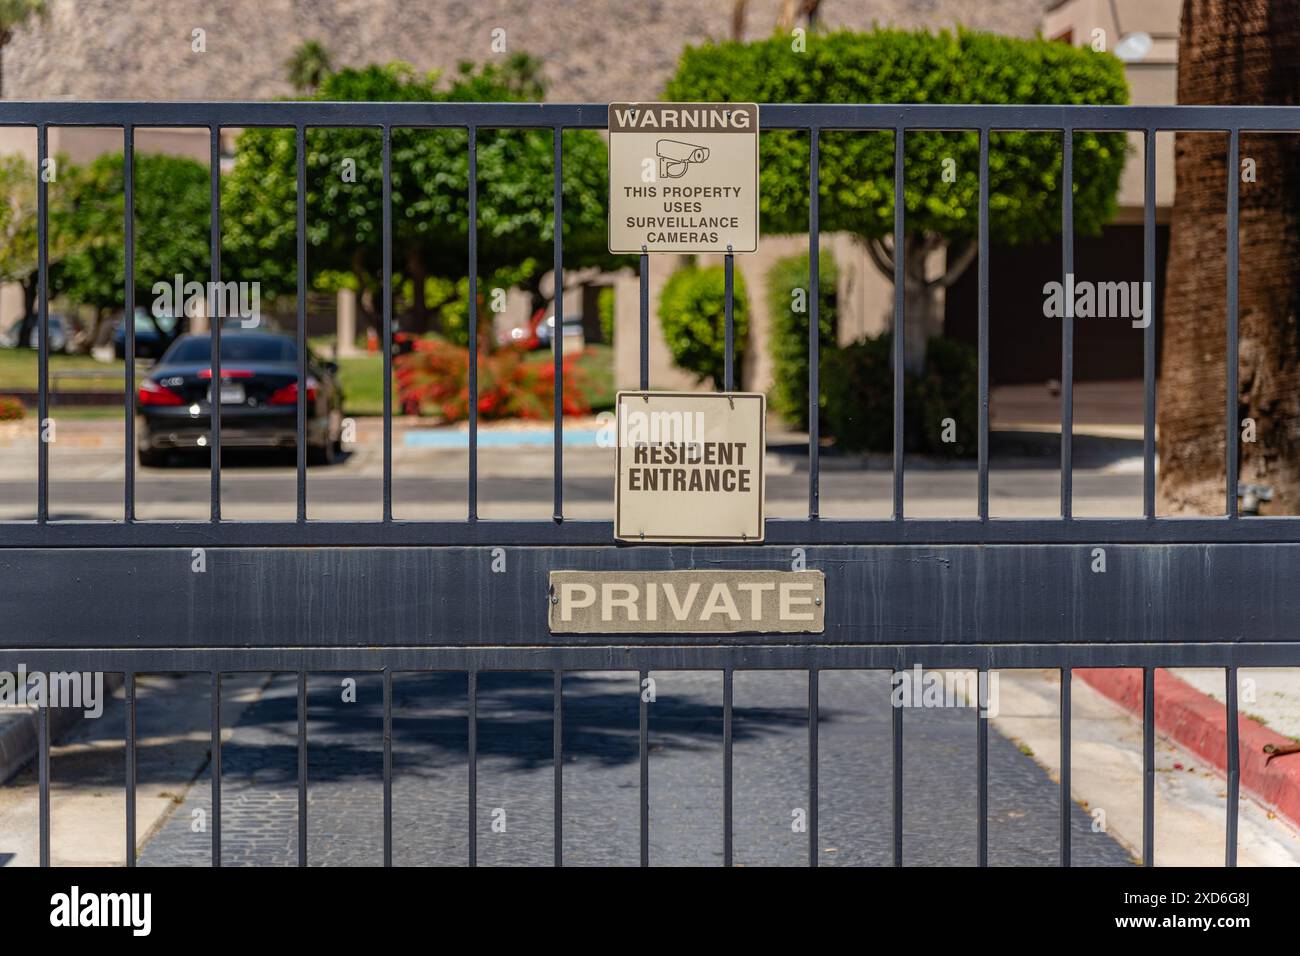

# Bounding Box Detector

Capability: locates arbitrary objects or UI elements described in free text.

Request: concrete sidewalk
[0,673,265,867]
[992,670,1300,866]
[1077,668,1300,832]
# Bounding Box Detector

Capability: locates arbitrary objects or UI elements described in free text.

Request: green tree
[285,39,334,94]
[666,29,1129,369]
[51,152,211,344]
[0,152,75,346]
[0,0,48,99]
[0,153,40,342]
[223,57,615,336]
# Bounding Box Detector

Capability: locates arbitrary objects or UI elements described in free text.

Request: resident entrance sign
[549,570,824,635]
[607,102,759,254]
[614,390,764,543]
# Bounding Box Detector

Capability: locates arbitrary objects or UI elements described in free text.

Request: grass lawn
[0,348,128,392]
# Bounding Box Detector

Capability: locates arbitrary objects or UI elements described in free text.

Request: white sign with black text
[608,102,759,254]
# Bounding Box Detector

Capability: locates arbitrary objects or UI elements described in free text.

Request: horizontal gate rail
[2,101,1300,129]
[6,644,1300,671]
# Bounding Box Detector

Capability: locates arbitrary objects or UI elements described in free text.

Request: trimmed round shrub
[822,333,977,456]
[766,251,837,429]
[658,263,749,390]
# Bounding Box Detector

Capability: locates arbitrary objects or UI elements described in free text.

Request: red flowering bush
[394,339,590,422]
[0,396,25,422]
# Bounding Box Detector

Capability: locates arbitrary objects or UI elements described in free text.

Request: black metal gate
[2,101,1298,867]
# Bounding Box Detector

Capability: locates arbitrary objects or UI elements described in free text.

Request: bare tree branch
[731,0,748,41]
[802,0,823,30]
[864,236,895,278]
[930,240,978,289]
[777,0,799,33]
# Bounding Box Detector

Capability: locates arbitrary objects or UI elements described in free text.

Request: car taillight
[268,378,318,405]
[138,380,184,406]
[198,368,254,379]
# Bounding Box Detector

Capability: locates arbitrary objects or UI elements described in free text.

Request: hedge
[665,29,1129,247]
[822,333,977,456]
[766,250,837,428]
[658,263,750,390]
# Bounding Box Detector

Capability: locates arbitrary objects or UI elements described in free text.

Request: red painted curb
[1076,668,1300,831]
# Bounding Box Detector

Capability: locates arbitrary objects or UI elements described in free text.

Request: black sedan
[136,332,344,467]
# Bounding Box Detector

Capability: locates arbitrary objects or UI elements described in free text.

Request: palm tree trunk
[1159,0,1300,515]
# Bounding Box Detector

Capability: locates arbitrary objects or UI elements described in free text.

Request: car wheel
[137,447,168,468]
[308,438,336,467]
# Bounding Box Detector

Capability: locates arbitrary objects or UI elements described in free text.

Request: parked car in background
[536,311,585,350]
[135,331,344,467]
[113,308,178,360]
[1,314,75,352]
[505,306,586,350]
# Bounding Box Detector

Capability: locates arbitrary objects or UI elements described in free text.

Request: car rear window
[165,335,297,363]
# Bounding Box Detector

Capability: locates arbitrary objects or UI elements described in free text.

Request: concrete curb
[0,674,125,784]
[1076,668,1300,830]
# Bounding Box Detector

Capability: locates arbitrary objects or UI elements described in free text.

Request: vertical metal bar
[977,667,989,866]
[209,128,222,522]
[808,128,821,519]
[808,667,819,868]
[552,128,564,522]
[723,667,733,867]
[467,127,479,520]
[468,668,477,867]
[38,687,49,867]
[295,125,307,521]
[1061,128,1074,519]
[36,125,48,523]
[639,252,649,389]
[553,669,563,867]
[977,129,990,520]
[892,668,903,866]
[724,250,735,391]
[297,670,307,867]
[1225,665,1240,867]
[124,127,136,521]
[1143,665,1156,865]
[1226,128,1240,518]
[383,667,392,867]
[1143,129,1157,519]
[126,672,137,867]
[892,128,905,520]
[639,668,649,868]
[382,126,393,522]
[210,670,221,867]
[1060,667,1072,866]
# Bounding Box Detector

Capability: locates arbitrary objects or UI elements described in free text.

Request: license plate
[207,384,245,404]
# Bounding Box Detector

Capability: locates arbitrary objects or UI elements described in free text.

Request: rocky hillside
[5,0,1047,102]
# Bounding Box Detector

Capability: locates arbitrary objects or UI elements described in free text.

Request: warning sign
[614,390,765,543]
[607,102,759,255]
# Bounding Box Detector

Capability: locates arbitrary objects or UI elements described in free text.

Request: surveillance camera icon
[657,139,710,179]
